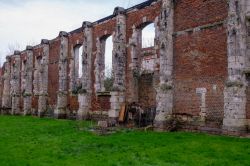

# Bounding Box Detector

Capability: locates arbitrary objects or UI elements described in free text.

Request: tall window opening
[105,36,113,77]
[104,35,113,91]
[142,23,155,48]
[74,45,83,79]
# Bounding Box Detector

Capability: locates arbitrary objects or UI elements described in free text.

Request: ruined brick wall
[0,68,2,109]
[92,19,116,113]
[68,31,84,112]
[138,73,157,108]
[173,0,228,130]
[48,39,60,109]
[126,1,161,106]
[1,0,248,134]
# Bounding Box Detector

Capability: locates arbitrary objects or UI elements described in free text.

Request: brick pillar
[22,46,34,115]
[154,0,174,130]
[223,0,248,134]
[108,7,126,123]
[77,22,93,120]
[11,51,21,115]
[55,32,69,119]
[1,56,11,114]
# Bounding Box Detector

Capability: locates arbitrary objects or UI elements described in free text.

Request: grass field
[0,115,249,166]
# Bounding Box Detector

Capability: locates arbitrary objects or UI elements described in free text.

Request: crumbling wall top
[82,21,93,29]
[113,7,126,15]
[14,51,21,55]
[59,31,69,37]
[26,46,33,51]
[41,39,50,45]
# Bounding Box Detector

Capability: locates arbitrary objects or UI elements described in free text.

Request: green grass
[0,116,249,166]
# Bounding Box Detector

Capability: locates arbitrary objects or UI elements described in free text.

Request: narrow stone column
[94,37,106,93]
[108,7,127,122]
[22,46,34,115]
[11,51,21,115]
[154,0,174,130]
[69,45,76,92]
[129,25,141,103]
[223,0,248,134]
[77,22,93,120]
[55,32,69,119]
[0,71,2,112]
[38,40,49,117]
[1,56,11,114]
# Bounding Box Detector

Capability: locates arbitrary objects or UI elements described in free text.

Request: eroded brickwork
[0,0,249,135]
[1,56,11,114]
[22,46,33,115]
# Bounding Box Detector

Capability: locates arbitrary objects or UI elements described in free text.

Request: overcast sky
[0,0,154,66]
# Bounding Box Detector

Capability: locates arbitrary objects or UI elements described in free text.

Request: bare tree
[142,37,154,48]
[7,40,38,55]
[0,50,5,67]
[7,42,21,54]
[104,64,114,91]
[26,40,39,47]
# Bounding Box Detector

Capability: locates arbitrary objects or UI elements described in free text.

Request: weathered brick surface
[1,0,249,134]
[139,73,157,108]
[173,26,227,128]
[172,0,228,129]
[126,2,161,105]
[246,85,250,119]
[97,95,111,112]
[174,0,228,31]
[48,39,60,108]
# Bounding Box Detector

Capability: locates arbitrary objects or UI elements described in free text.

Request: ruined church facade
[0,0,250,135]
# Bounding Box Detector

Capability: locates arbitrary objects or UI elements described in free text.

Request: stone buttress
[223,0,249,134]
[77,22,93,120]
[108,7,127,122]
[154,0,174,130]
[22,46,34,115]
[11,51,21,115]
[129,25,141,103]
[94,37,106,93]
[54,32,69,119]
[38,40,49,117]
[1,56,12,114]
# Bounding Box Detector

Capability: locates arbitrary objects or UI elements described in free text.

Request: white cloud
[0,0,147,64]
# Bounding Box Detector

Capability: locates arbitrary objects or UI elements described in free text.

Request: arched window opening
[141,23,155,48]
[74,45,83,79]
[105,36,113,78]
[104,35,113,91]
